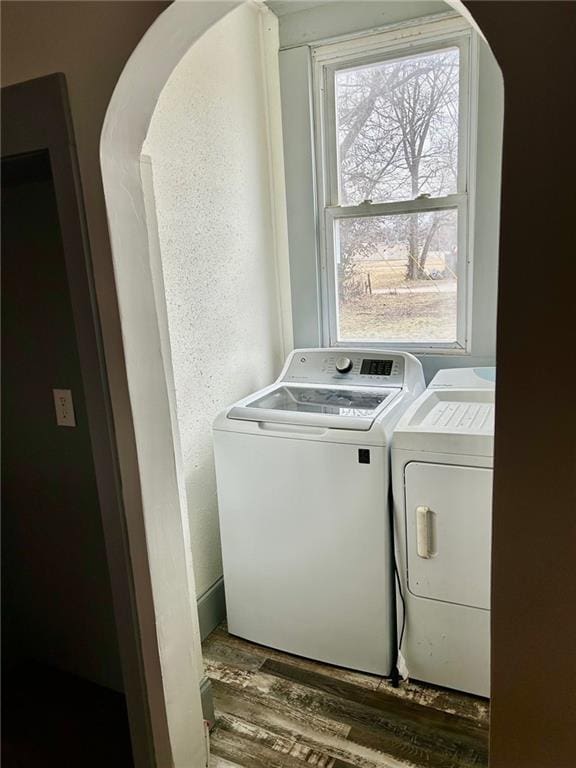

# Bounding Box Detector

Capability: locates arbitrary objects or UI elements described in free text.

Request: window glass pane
[335,210,458,343]
[335,47,460,206]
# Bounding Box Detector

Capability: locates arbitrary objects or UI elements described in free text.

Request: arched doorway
[101,1,506,765]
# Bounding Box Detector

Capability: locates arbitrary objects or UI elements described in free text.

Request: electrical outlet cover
[53,388,76,427]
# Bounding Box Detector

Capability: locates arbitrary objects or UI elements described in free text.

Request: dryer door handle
[416,505,433,559]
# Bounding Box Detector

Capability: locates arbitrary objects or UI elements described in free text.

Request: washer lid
[228,384,398,431]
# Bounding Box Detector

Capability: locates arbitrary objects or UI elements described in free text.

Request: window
[314,19,477,350]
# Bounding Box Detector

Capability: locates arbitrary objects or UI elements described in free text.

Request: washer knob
[335,356,353,373]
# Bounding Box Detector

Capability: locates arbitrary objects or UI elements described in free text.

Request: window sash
[313,17,477,353]
[323,199,469,350]
[319,34,471,208]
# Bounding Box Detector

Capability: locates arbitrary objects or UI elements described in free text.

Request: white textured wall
[143,3,288,596]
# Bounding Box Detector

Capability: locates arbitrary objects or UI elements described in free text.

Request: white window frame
[312,15,479,353]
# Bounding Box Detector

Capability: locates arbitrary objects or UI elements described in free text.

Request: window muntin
[315,25,474,351]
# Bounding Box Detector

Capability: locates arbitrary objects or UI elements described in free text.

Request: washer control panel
[283,349,404,386]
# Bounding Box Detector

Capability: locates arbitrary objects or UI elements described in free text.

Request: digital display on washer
[361,359,393,376]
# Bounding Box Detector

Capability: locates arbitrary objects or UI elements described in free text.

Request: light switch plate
[53,388,76,427]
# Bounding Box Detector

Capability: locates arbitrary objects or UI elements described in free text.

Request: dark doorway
[1,151,120,678]
[1,78,133,767]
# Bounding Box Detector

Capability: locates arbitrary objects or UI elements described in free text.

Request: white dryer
[392,367,495,696]
[213,348,424,675]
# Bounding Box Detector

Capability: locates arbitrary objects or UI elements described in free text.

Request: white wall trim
[307,10,466,56]
[140,154,204,680]
[197,577,227,641]
[258,4,295,358]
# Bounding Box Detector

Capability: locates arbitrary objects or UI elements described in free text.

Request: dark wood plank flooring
[204,626,489,768]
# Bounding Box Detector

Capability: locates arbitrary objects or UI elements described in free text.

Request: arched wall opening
[101,4,247,766]
[101,1,505,766]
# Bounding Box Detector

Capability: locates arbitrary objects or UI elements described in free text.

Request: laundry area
[206,350,494,768]
[131,1,504,766]
[213,351,495,694]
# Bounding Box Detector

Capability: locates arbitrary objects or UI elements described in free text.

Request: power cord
[395,554,406,651]
[388,479,406,688]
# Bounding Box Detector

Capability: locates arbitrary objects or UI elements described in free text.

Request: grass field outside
[338,258,457,342]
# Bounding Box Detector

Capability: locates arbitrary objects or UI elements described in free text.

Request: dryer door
[405,463,492,609]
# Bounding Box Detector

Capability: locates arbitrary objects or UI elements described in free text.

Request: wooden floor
[204,626,489,768]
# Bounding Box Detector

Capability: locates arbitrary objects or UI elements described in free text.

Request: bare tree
[336,48,460,281]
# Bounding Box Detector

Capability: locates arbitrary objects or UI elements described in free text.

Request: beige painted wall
[1,0,168,689]
[143,2,289,597]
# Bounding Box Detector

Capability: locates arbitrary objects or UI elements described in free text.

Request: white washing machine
[392,367,495,697]
[213,348,424,675]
